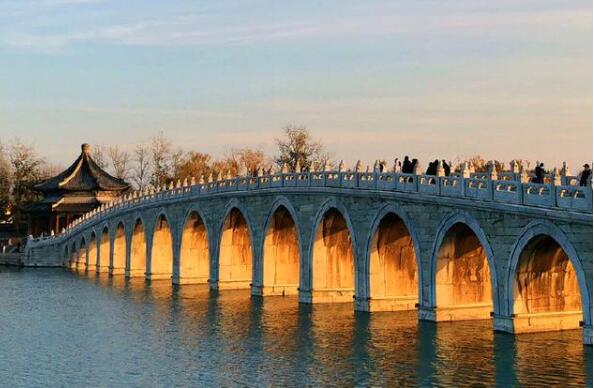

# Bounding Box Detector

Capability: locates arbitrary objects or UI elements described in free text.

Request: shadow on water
[0,269,591,387]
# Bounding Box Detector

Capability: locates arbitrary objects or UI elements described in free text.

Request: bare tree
[0,140,11,221]
[170,147,184,182]
[229,147,267,176]
[175,151,212,181]
[150,132,172,187]
[210,158,238,180]
[275,125,327,171]
[92,144,108,169]
[108,146,131,180]
[131,143,151,190]
[9,139,43,230]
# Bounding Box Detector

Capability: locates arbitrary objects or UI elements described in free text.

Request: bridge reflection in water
[34,269,589,385]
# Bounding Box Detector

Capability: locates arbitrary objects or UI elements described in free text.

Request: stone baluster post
[488,161,498,180]
[461,162,470,178]
[510,160,520,182]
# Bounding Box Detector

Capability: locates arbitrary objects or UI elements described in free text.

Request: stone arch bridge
[26,169,593,344]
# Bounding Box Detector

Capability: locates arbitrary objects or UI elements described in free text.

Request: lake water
[0,267,591,387]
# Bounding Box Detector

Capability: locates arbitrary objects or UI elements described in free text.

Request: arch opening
[87,233,97,271]
[70,242,77,269]
[434,222,492,321]
[97,227,110,273]
[128,219,146,278]
[218,208,252,289]
[149,214,173,280]
[111,223,126,275]
[177,212,210,284]
[512,235,583,333]
[369,213,418,311]
[63,246,69,267]
[311,208,355,303]
[77,239,87,270]
[263,206,300,296]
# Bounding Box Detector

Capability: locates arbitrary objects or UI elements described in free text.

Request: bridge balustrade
[34,169,592,240]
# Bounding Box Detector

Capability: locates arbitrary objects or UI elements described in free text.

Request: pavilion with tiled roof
[25,143,130,236]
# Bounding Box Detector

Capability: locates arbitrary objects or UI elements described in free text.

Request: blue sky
[0,0,591,171]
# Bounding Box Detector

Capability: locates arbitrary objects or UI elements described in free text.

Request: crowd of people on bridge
[378,157,591,187]
[532,162,591,187]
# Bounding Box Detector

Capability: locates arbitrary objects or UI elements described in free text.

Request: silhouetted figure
[442,160,450,176]
[580,164,591,187]
[426,160,438,176]
[533,163,545,184]
[402,156,413,174]
[379,160,386,173]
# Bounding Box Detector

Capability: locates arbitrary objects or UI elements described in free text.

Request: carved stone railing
[29,169,592,244]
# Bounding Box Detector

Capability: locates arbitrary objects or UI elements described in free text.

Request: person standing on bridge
[426,160,438,176]
[533,163,545,184]
[442,160,451,176]
[579,164,591,187]
[402,156,413,174]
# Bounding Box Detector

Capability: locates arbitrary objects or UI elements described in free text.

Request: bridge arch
[506,220,591,334]
[148,211,174,280]
[430,211,499,321]
[111,221,126,275]
[98,225,111,273]
[78,237,87,269]
[70,241,77,269]
[128,217,147,278]
[63,244,70,267]
[177,208,210,284]
[217,200,254,289]
[307,197,357,303]
[260,196,302,296]
[363,204,421,311]
[88,231,97,270]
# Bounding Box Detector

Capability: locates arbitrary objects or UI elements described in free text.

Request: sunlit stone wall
[434,223,492,320]
[263,207,300,295]
[87,234,97,270]
[129,220,146,277]
[97,228,110,273]
[149,215,173,280]
[218,208,252,289]
[513,235,582,333]
[369,213,417,311]
[178,212,209,284]
[312,209,355,303]
[111,225,126,275]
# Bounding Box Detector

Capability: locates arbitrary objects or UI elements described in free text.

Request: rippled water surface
[0,268,591,387]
